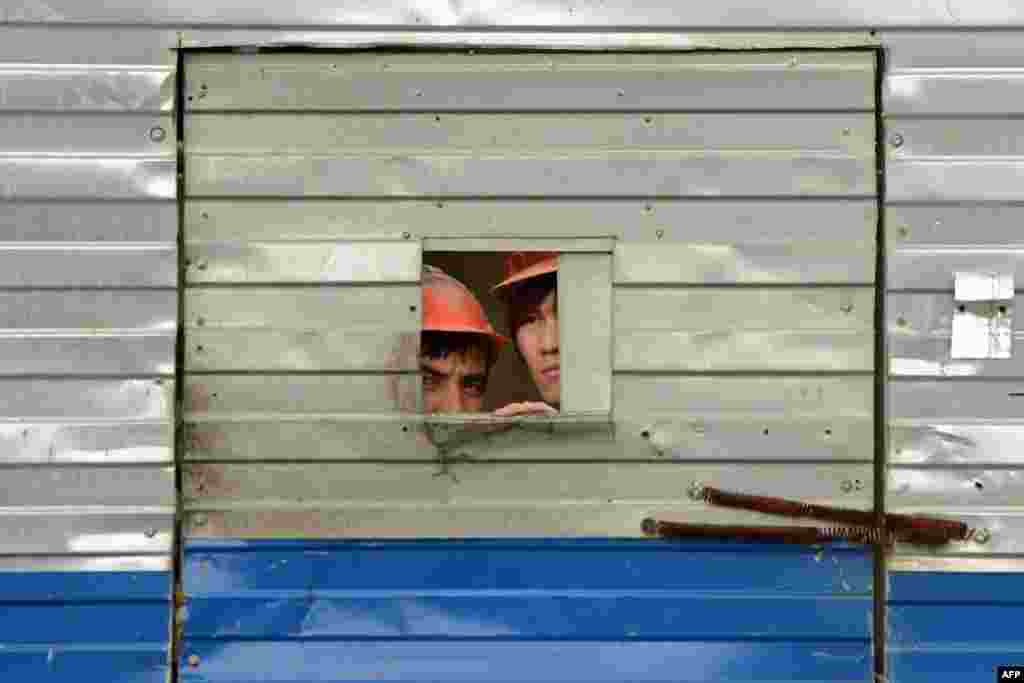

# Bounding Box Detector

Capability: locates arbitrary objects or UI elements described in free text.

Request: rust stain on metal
[186,384,211,412]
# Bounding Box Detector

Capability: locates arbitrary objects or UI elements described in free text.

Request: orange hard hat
[491,252,558,297]
[422,266,508,350]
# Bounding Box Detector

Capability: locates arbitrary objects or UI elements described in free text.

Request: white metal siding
[0,27,177,570]
[883,31,1024,565]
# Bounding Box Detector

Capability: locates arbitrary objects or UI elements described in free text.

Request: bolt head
[144,528,158,539]
[840,479,854,493]
[889,133,904,148]
[686,481,705,501]
[974,527,992,544]
[192,513,208,527]
[149,126,167,142]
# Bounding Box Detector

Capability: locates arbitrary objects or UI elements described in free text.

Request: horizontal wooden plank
[187,152,874,198]
[185,286,419,330]
[0,420,172,464]
[187,329,419,372]
[185,241,420,284]
[185,374,420,415]
[185,410,871,463]
[185,286,420,371]
[186,199,876,243]
[187,113,873,154]
[615,288,873,371]
[423,237,614,252]
[184,494,872,539]
[888,292,1022,378]
[616,374,873,419]
[184,374,873,462]
[187,52,874,112]
[0,511,173,555]
[615,240,875,285]
[183,462,870,507]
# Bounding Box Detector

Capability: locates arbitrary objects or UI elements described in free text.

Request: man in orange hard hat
[491,252,559,417]
[420,265,508,414]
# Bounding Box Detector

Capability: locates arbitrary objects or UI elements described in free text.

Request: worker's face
[420,347,488,414]
[516,288,559,405]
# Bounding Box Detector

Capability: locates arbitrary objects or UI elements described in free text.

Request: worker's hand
[493,401,558,417]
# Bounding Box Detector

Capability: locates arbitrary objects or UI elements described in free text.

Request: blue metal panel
[0,570,170,602]
[182,540,872,682]
[0,571,171,683]
[180,640,872,682]
[888,572,1024,683]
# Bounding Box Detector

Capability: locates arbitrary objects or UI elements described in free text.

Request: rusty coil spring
[698,486,970,543]
[642,518,957,547]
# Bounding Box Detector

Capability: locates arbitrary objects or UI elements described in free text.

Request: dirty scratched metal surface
[180,539,871,682]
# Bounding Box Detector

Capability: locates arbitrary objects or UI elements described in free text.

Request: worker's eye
[463,379,485,397]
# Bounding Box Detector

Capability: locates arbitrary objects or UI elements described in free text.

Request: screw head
[192,513,208,528]
[655,229,664,239]
[840,302,854,314]
[144,528,158,539]
[974,527,992,544]
[402,231,411,239]
[840,479,854,493]
[686,481,705,501]
[149,126,167,142]
[889,133,904,148]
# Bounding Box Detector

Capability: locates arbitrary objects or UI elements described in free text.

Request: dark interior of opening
[424,252,543,411]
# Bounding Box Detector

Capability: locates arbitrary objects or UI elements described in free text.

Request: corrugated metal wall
[4,5,1024,683]
[176,50,876,682]
[883,31,1024,680]
[0,25,177,682]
